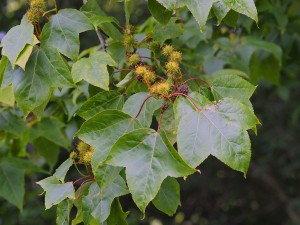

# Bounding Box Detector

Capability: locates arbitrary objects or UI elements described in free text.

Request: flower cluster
[70,140,95,165]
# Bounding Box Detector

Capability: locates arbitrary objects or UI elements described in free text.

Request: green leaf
[152,177,180,216]
[176,93,254,175]
[0,110,27,137]
[33,138,60,171]
[30,117,70,149]
[148,0,173,25]
[1,16,34,67]
[155,106,177,144]
[56,200,72,225]
[107,198,128,225]
[222,0,258,23]
[244,37,282,65]
[83,12,119,28]
[76,109,142,166]
[41,9,93,60]
[82,176,128,224]
[105,128,195,212]
[13,46,73,115]
[53,158,73,183]
[72,51,117,90]
[211,74,256,106]
[250,52,280,85]
[156,0,258,29]
[0,85,15,106]
[213,1,230,24]
[153,18,184,45]
[125,0,134,25]
[184,0,215,31]
[123,92,163,127]
[37,176,75,210]
[94,164,122,189]
[0,56,8,86]
[77,91,124,120]
[116,72,135,88]
[0,158,25,210]
[81,0,123,42]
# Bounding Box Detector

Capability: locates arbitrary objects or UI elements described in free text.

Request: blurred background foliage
[0,0,300,224]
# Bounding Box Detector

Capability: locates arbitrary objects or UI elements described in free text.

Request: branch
[82,0,107,52]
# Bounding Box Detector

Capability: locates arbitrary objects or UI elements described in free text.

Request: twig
[53,0,58,13]
[82,0,107,52]
[135,95,153,118]
[169,92,202,111]
[182,74,211,88]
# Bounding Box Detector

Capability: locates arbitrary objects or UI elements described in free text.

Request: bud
[166,61,180,74]
[134,65,148,76]
[26,8,41,23]
[123,34,136,52]
[162,45,174,56]
[169,51,182,62]
[30,0,46,12]
[149,41,160,52]
[143,70,156,84]
[69,151,77,159]
[150,82,171,96]
[83,151,93,164]
[128,53,140,66]
[77,140,90,152]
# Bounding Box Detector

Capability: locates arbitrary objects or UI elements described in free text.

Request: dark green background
[0,0,299,224]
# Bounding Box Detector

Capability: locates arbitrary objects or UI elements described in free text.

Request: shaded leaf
[153,18,184,45]
[148,0,173,25]
[30,117,70,149]
[82,176,128,224]
[56,200,72,225]
[152,177,180,216]
[107,198,128,225]
[0,159,25,210]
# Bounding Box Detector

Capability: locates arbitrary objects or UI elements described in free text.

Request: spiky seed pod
[123,34,136,52]
[128,53,140,66]
[82,151,93,164]
[77,140,90,153]
[162,45,174,56]
[169,51,182,62]
[26,8,41,23]
[143,71,156,84]
[124,24,135,35]
[89,146,95,153]
[149,41,160,52]
[134,65,148,76]
[69,151,77,159]
[30,0,46,12]
[166,61,180,74]
[150,82,171,96]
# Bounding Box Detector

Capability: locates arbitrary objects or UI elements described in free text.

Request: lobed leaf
[105,128,195,212]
